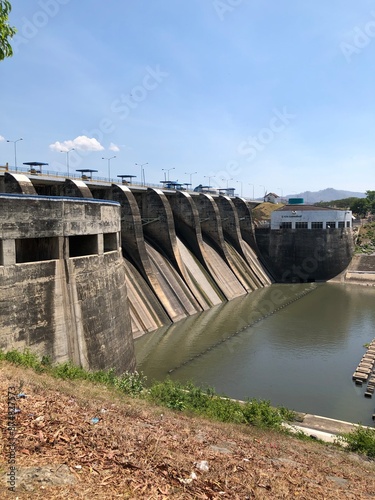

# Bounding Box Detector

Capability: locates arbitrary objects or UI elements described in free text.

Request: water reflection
[135,283,375,426]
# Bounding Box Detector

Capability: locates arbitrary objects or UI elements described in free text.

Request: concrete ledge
[284,414,372,443]
[346,272,375,281]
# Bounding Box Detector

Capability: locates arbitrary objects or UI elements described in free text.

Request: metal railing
[0,165,251,198]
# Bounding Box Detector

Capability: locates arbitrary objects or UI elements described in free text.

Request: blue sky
[1,0,374,198]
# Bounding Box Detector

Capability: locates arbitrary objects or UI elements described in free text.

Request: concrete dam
[0,171,272,373]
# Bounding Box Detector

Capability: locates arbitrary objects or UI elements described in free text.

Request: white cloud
[49,135,104,152]
[0,135,4,142]
[109,142,120,152]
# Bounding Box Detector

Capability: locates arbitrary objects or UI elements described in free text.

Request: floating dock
[352,339,375,421]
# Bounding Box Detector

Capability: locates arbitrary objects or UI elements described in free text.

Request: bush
[242,399,289,429]
[114,371,146,396]
[4,349,41,370]
[148,379,295,429]
[337,426,375,458]
[53,361,88,380]
[204,397,245,424]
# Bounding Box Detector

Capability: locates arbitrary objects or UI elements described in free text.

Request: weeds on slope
[337,426,375,459]
[0,348,298,432]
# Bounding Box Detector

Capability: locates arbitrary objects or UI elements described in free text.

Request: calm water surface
[135,283,375,426]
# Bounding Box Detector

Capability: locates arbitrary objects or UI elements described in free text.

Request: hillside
[1,362,374,499]
[284,188,365,204]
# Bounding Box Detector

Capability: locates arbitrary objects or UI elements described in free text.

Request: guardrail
[0,165,252,199]
[0,165,175,190]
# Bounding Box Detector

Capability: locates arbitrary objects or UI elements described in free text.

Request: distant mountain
[284,188,366,204]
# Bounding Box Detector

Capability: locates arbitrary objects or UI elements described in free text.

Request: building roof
[23,162,49,166]
[274,204,347,212]
[265,192,279,197]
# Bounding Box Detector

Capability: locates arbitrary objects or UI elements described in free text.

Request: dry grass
[1,362,375,499]
[252,202,283,225]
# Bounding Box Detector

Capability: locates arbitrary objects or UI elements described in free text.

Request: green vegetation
[148,379,295,428]
[315,191,375,219]
[355,221,375,254]
[0,348,296,430]
[337,426,375,458]
[350,191,375,218]
[314,197,359,209]
[0,1,16,60]
[0,349,145,397]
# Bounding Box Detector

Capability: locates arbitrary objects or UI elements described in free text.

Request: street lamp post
[221,177,233,189]
[60,148,75,176]
[102,155,116,180]
[259,185,266,199]
[248,183,254,200]
[6,138,23,170]
[236,180,243,197]
[135,162,148,186]
[185,171,197,188]
[204,175,215,186]
[162,167,175,182]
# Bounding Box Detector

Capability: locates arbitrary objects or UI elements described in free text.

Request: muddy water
[135,283,375,426]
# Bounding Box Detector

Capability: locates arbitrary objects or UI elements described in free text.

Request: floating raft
[352,339,375,402]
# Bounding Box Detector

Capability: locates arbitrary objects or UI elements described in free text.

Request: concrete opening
[15,237,59,263]
[104,232,118,252]
[69,235,98,257]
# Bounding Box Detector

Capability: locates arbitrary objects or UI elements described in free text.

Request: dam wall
[0,194,136,373]
[0,173,273,348]
[256,228,354,282]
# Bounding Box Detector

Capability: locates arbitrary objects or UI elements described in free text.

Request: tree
[365,190,375,203]
[365,190,375,214]
[0,1,16,61]
[350,198,369,218]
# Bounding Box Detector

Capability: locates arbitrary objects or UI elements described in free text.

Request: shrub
[4,349,40,369]
[148,379,295,429]
[242,399,285,429]
[52,361,88,380]
[337,426,375,458]
[0,349,297,432]
[114,370,146,396]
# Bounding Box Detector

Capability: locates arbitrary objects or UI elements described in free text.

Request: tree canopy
[315,192,375,218]
[0,1,16,61]
[350,198,369,218]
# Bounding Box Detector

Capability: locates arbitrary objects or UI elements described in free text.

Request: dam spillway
[0,171,272,371]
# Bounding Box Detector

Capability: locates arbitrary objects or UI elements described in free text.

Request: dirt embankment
[1,363,374,499]
[252,202,282,226]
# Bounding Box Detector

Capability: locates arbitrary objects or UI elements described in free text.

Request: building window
[338,221,345,228]
[295,222,308,229]
[15,237,59,263]
[346,221,351,228]
[311,222,323,229]
[326,222,335,229]
[69,235,98,257]
[280,222,292,229]
[103,232,118,252]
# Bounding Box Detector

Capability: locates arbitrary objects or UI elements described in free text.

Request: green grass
[0,348,296,430]
[0,349,144,397]
[355,221,375,254]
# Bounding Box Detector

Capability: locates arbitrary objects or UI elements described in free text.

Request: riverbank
[1,362,374,498]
